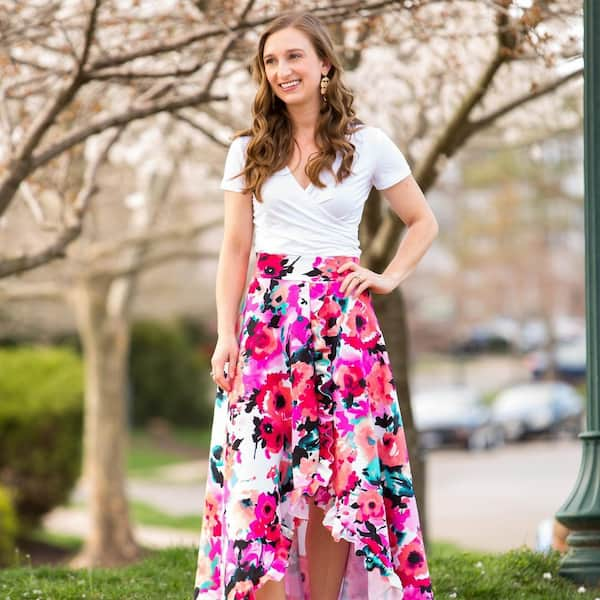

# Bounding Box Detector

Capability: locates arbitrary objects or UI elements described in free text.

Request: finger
[227,351,239,389]
[223,361,233,392]
[344,275,362,297]
[340,268,359,293]
[337,261,357,275]
[214,369,227,390]
[230,349,239,374]
[212,359,225,387]
[354,280,371,296]
[338,265,358,289]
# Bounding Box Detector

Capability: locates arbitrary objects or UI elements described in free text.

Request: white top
[219,125,411,257]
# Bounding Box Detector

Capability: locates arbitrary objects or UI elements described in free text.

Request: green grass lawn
[65,500,200,532]
[126,427,211,477]
[129,501,200,531]
[2,542,600,599]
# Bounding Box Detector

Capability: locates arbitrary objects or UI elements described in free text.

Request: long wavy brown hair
[232,11,364,203]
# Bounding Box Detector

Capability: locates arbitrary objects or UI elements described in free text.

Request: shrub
[0,346,83,532]
[0,484,17,566]
[129,320,213,428]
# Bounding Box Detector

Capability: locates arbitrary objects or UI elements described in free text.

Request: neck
[285,99,321,139]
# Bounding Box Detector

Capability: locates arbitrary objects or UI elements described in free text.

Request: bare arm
[339,175,438,296]
[379,174,439,285]
[211,188,253,390]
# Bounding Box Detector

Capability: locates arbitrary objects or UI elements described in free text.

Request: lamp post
[555,0,600,587]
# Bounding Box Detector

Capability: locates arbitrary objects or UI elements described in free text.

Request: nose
[277,60,293,80]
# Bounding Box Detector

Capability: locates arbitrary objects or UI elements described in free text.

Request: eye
[290,53,301,59]
[265,58,274,65]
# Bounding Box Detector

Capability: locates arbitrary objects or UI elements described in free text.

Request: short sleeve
[220,136,249,192]
[371,127,411,190]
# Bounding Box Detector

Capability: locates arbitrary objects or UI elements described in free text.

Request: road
[425,436,583,552]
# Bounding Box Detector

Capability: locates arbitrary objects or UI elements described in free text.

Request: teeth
[280,80,300,89]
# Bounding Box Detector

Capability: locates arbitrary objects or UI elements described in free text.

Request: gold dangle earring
[320,73,330,103]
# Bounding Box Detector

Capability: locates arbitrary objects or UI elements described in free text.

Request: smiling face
[262,26,330,107]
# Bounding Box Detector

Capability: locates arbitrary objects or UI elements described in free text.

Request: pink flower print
[291,360,314,393]
[357,489,385,521]
[299,456,317,478]
[317,295,342,337]
[366,360,394,406]
[354,419,377,462]
[378,431,408,467]
[342,301,381,351]
[246,320,280,361]
[202,491,222,536]
[250,492,280,542]
[255,492,277,524]
[270,283,290,309]
[230,580,254,599]
[333,361,366,399]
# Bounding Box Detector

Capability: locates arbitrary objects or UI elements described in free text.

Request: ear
[321,59,331,75]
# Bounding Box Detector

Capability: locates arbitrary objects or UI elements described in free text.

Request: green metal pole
[555,0,600,587]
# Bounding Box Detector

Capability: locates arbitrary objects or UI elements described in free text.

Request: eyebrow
[263,48,305,60]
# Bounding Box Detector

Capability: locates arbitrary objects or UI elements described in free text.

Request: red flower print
[253,415,287,455]
[256,373,292,420]
[248,278,262,294]
[398,537,430,582]
[378,431,408,467]
[257,253,286,276]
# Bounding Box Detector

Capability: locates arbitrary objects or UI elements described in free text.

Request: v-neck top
[219,125,411,257]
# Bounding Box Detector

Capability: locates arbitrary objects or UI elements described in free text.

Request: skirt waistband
[253,252,359,281]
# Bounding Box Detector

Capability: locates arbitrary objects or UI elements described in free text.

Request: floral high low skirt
[193,253,434,600]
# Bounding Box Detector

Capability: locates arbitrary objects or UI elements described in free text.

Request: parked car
[412,385,505,451]
[490,381,584,442]
[525,335,586,382]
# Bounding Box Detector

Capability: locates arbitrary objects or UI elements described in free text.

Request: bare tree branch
[0,125,123,279]
[0,281,64,302]
[87,218,223,262]
[469,66,583,132]
[0,0,102,217]
[83,0,407,74]
[172,112,229,147]
[1,90,227,214]
[364,0,583,269]
[87,249,218,280]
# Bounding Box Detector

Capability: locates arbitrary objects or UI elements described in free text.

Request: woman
[194,10,438,600]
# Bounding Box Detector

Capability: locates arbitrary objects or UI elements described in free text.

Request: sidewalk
[42,459,210,549]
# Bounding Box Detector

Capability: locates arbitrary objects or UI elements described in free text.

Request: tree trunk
[68,280,142,567]
[373,285,430,549]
